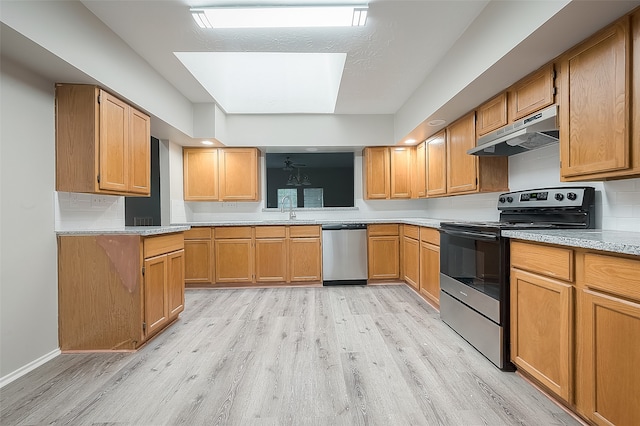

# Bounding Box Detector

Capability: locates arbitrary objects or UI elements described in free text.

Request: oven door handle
[441,229,498,241]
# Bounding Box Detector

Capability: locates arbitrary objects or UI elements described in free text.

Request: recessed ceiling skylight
[191,5,368,29]
[174,52,347,114]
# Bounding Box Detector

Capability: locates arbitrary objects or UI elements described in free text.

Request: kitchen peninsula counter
[56,225,190,236]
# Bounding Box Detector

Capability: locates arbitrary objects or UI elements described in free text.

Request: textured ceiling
[80,0,490,114]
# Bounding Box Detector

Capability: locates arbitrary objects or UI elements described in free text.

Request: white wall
[0,58,59,383]
[224,114,394,148]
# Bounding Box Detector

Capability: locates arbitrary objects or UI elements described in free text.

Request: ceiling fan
[283,156,306,171]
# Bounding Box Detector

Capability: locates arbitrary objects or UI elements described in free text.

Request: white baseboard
[0,348,61,388]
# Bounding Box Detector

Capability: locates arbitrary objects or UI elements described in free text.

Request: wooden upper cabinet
[476,92,508,136]
[219,148,259,201]
[414,142,427,198]
[426,131,447,197]
[55,84,150,196]
[183,148,219,201]
[390,147,412,198]
[446,112,478,194]
[128,107,151,195]
[363,147,390,199]
[99,92,128,192]
[559,16,634,180]
[508,63,555,121]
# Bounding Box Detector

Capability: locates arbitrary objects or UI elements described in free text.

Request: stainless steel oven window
[440,231,503,301]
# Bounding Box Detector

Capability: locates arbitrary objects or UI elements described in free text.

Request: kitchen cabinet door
[578,289,640,426]
[426,131,447,197]
[215,238,253,283]
[183,148,219,201]
[219,148,259,201]
[363,147,391,199]
[368,236,400,280]
[184,227,213,285]
[255,236,288,282]
[184,240,212,284]
[559,17,633,180]
[402,235,419,289]
[508,63,555,121]
[289,237,321,282]
[167,250,185,320]
[255,238,287,282]
[419,227,440,308]
[128,107,151,194]
[476,92,507,136]
[144,254,169,339]
[447,112,478,195]
[414,141,427,198]
[99,91,129,193]
[390,147,412,199]
[511,268,573,403]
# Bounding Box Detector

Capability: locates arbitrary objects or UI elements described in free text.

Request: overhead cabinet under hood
[468,105,559,156]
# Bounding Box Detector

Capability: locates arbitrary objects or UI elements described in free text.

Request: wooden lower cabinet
[289,237,322,282]
[58,232,184,351]
[510,268,573,402]
[368,224,400,280]
[578,289,640,426]
[419,227,440,308]
[511,240,640,425]
[576,252,640,426]
[184,227,213,285]
[402,231,420,290]
[255,226,287,283]
[215,238,253,283]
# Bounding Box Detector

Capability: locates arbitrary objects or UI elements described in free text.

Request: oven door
[439,226,508,324]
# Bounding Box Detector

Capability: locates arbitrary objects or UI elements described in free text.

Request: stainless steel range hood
[468,105,559,156]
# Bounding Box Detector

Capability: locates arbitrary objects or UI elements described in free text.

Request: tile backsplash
[55,192,124,231]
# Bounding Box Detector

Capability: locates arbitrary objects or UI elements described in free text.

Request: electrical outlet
[91,195,107,208]
[69,193,80,208]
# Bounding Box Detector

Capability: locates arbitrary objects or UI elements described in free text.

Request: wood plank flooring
[1,285,580,425]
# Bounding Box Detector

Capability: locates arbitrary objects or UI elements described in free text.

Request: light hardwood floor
[1,285,580,425]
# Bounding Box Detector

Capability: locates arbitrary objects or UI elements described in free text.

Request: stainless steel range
[438,186,595,370]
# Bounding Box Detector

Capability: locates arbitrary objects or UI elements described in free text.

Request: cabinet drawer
[368,224,399,236]
[584,253,640,301]
[144,233,184,258]
[184,227,211,240]
[511,241,574,282]
[255,226,286,239]
[214,226,252,239]
[420,227,440,245]
[403,224,419,240]
[289,225,320,238]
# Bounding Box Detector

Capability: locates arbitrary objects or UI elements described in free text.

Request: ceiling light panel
[175,52,347,114]
[191,5,368,28]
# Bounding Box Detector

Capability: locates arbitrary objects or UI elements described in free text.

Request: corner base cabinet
[58,232,184,351]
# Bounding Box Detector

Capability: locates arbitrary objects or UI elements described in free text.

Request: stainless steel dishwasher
[322,223,368,285]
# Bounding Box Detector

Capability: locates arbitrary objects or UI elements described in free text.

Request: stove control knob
[567,192,577,201]
[555,193,564,201]
[506,196,513,203]
[499,197,506,203]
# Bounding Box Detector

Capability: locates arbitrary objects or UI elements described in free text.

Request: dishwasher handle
[322,223,367,230]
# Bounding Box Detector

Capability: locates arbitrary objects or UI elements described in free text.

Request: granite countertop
[55,220,640,257]
[175,218,443,229]
[56,225,191,236]
[502,229,640,256]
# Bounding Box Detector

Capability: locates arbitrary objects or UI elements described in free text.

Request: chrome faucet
[281,195,296,220]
